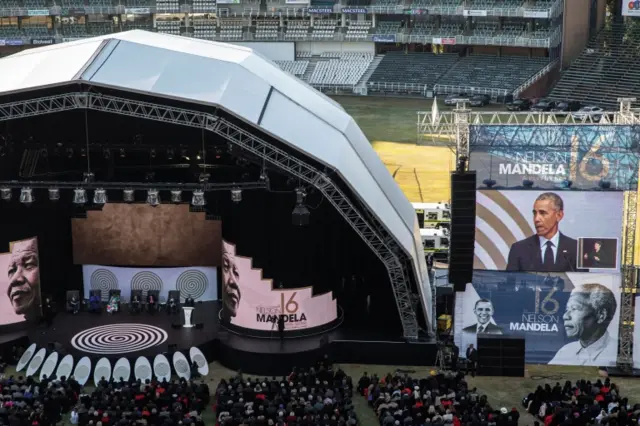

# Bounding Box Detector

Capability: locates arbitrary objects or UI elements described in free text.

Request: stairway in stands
[300,56,321,83]
[353,54,384,95]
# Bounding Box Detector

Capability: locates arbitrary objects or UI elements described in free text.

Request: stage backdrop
[221,240,337,332]
[72,204,222,267]
[0,237,42,326]
[475,190,623,272]
[82,265,218,302]
[454,271,621,366]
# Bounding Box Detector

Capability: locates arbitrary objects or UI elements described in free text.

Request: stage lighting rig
[171,190,182,204]
[147,189,160,207]
[73,188,87,205]
[1,187,11,201]
[123,188,135,203]
[292,188,310,227]
[167,148,174,160]
[19,188,33,205]
[48,188,60,201]
[191,190,206,206]
[199,173,210,184]
[231,188,242,203]
[120,148,126,158]
[93,188,107,205]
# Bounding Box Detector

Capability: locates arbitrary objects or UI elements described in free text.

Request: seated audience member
[167,296,178,315]
[147,293,157,313]
[216,365,358,426]
[88,294,101,314]
[130,295,142,314]
[67,296,80,315]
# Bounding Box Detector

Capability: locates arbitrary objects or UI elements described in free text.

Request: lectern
[182,307,195,328]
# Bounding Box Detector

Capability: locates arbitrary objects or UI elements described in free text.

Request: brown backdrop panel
[72,204,221,266]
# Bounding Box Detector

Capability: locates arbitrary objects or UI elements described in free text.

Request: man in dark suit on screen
[506,192,577,272]
[462,299,503,335]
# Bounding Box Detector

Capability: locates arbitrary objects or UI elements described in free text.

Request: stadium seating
[87,0,113,6]
[435,55,550,95]
[122,21,153,31]
[367,52,459,94]
[374,21,401,35]
[275,60,309,77]
[1,0,21,8]
[548,23,640,109]
[346,21,372,40]
[156,0,180,13]
[309,52,374,87]
[255,20,279,40]
[156,20,181,36]
[23,0,49,8]
[220,20,243,40]
[0,25,22,39]
[312,20,338,40]
[61,24,88,38]
[87,22,114,36]
[126,0,151,6]
[62,0,86,7]
[285,20,310,40]
[192,0,216,13]
[23,25,51,38]
[192,19,216,40]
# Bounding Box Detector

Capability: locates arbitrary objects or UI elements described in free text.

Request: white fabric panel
[261,90,415,259]
[88,41,270,124]
[82,265,218,302]
[0,40,103,94]
[230,42,295,61]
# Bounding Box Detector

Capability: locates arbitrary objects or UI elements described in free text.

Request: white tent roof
[0,31,431,324]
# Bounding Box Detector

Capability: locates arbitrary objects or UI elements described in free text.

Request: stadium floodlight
[93,188,107,205]
[48,188,60,201]
[231,188,242,203]
[147,189,160,207]
[1,187,11,201]
[19,188,33,204]
[73,188,87,205]
[123,188,135,203]
[191,190,206,206]
[171,190,182,204]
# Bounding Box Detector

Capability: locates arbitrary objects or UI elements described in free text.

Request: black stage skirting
[7,301,437,376]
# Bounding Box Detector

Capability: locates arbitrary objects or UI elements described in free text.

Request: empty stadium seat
[62,0,85,7]
[368,52,459,93]
[192,0,216,13]
[192,19,216,40]
[275,60,309,77]
[22,25,51,37]
[156,20,181,36]
[309,53,373,87]
[312,20,338,40]
[285,20,310,40]
[87,22,114,35]
[220,20,243,40]
[374,21,401,35]
[346,21,372,40]
[61,23,88,38]
[255,20,279,40]
[87,0,113,6]
[156,0,180,13]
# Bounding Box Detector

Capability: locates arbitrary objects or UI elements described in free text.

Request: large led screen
[0,237,41,325]
[454,271,620,365]
[221,240,337,331]
[475,190,623,272]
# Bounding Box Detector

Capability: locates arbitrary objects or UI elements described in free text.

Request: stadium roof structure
[0,30,431,337]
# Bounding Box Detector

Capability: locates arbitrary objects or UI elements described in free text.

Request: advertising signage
[341,7,367,13]
[372,35,396,43]
[308,7,333,13]
[0,39,24,46]
[27,9,49,16]
[31,38,55,45]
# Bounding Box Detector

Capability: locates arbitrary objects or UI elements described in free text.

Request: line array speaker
[449,171,476,291]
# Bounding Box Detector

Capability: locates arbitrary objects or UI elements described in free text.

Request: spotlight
[73,188,87,205]
[292,188,310,226]
[93,188,107,205]
[150,149,156,159]
[191,190,206,206]
[103,148,110,159]
[167,148,174,160]
[40,148,48,158]
[123,188,135,203]
[482,179,496,188]
[1,187,11,201]
[80,148,86,157]
[147,189,160,207]
[119,148,125,158]
[19,188,34,204]
[171,190,182,204]
[48,188,60,201]
[457,156,468,173]
[522,179,534,188]
[66,148,73,158]
[197,151,202,160]
[231,188,242,203]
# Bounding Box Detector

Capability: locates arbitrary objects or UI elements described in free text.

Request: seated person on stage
[68,296,80,315]
[184,294,195,307]
[106,294,120,314]
[148,293,157,313]
[130,295,142,314]
[89,294,101,314]
[167,297,178,315]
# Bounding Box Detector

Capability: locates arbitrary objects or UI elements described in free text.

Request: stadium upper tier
[549,23,640,110]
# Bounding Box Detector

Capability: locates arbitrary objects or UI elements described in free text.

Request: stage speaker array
[477,337,525,377]
[449,172,476,291]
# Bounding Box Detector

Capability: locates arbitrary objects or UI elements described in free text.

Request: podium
[182,307,195,328]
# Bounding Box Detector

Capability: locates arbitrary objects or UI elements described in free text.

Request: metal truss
[0,180,268,192]
[618,191,637,371]
[0,91,422,339]
[417,109,640,146]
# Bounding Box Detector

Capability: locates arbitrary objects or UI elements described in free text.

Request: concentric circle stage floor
[16,301,436,375]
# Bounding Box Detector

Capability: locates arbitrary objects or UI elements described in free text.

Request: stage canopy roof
[0,30,431,323]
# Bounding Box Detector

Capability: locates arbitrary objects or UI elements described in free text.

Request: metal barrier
[433,84,508,99]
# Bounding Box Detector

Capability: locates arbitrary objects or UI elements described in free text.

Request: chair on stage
[147,290,160,313]
[66,290,80,315]
[107,290,121,314]
[88,290,102,314]
[130,290,143,314]
[166,290,180,315]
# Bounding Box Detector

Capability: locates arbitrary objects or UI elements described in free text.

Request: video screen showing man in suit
[549,283,617,366]
[507,192,577,272]
[579,239,618,269]
[462,299,503,335]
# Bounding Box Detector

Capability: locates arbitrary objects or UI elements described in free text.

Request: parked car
[470,94,490,107]
[507,98,532,111]
[573,105,605,121]
[531,99,557,112]
[444,93,469,105]
[552,101,581,116]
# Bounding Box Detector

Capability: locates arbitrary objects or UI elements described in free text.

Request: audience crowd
[523,378,640,426]
[0,367,210,426]
[359,370,519,426]
[215,360,359,426]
